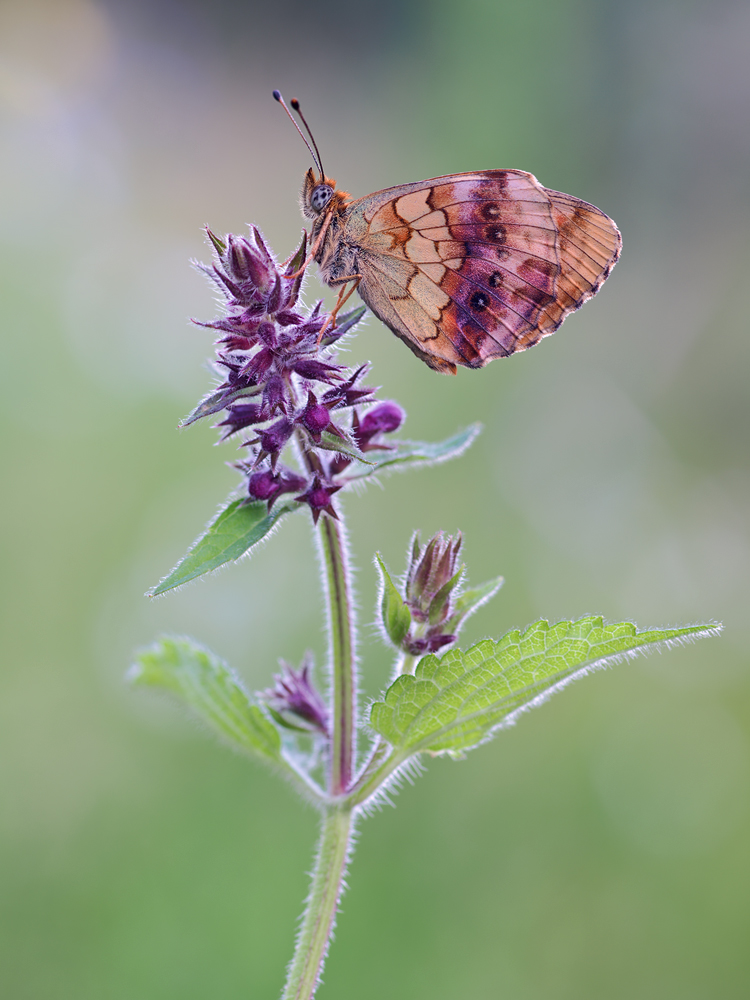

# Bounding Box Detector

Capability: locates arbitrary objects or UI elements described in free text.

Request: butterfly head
[300,167,347,220]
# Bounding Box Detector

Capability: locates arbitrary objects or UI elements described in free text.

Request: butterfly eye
[310,184,334,212]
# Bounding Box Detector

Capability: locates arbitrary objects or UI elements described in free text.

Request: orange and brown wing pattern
[342,170,621,374]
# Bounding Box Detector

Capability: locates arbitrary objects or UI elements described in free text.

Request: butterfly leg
[318,275,362,342]
[286,213,336,279]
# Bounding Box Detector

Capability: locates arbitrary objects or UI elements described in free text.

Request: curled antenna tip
[272,89,282,101]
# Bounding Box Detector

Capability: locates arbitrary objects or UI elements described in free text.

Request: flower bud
[405,532,463,624]
[291,358,344,383]
[294,475,342,525]
[321,365,375,409]
[228,233,271,292]
[263,373,287,415]
[300,391,331,440]
[355,402,405,451]
[217,402,265,439]
[240,346,274,384]
[247,468,306,509]
[260,655,328,735]
[257,417,295,468]
[256,321,278,348]
[247,470,279,501]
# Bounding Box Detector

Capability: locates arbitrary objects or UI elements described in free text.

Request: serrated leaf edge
[370,620,723,757]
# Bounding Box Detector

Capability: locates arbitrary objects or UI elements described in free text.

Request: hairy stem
[318,513,356,795]
[281,807,355,1000]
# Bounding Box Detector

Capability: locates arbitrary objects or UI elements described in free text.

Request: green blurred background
[1,0,749,996]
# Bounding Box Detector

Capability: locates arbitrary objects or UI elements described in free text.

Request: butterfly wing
[339,170,621,374]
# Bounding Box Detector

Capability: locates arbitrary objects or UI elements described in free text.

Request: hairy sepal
[375,553,412,648]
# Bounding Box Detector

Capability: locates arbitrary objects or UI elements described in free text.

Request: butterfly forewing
[325,170,620,374]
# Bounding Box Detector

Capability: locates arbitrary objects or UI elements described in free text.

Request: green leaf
[342,423,482,483]
[206,228,227,254]
[375,553,412,647]
[283,230,307,275]
[321,305,367,344]
[180,385,261,428]
[129,636,282,763]
[370,617,722,756]
[150,496,298,596]
[317,430,374,464]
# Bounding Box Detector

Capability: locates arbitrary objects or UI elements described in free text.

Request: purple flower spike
[190,225,401,513]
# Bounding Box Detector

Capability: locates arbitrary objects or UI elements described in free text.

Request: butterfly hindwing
[338,170,621,374]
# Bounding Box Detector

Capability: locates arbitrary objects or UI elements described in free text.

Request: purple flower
[256,417,295,468]
[354,402,405,451]
[260,656,328,735]
[295,475,342,525]
[321,365,375,410]
[247,468,306,509]
[300,391,331,441]
[217,403,265,440]
[406,633,456,655]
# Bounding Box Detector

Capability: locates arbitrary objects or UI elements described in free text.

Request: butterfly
[275,93,621,375]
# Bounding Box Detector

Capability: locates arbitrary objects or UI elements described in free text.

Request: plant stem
[281,807,355,1000]
[396,651,417,677]
[318,513,356,795]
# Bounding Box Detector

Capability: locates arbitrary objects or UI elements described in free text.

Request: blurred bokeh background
[1,0,749,996]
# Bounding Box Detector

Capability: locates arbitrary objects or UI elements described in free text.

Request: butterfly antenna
[289,97,326,182]
[272,90,323,179]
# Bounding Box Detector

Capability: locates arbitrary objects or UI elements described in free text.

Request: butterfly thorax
[300,168,356,284]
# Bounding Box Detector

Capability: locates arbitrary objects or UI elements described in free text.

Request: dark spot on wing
[485,224,507,244]
[480,202,503,221]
